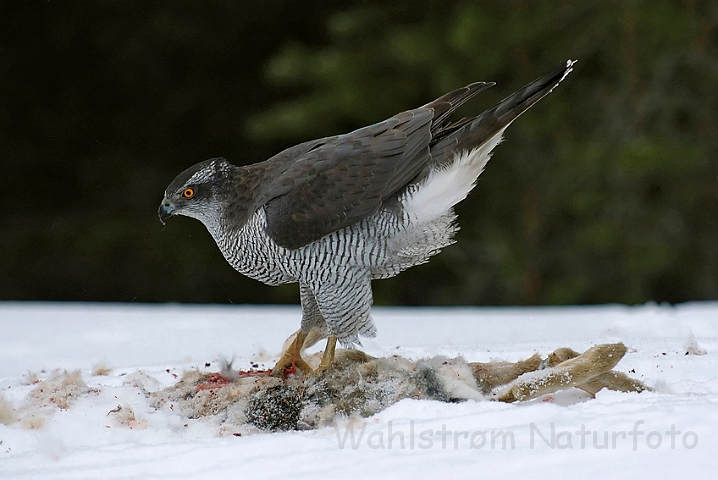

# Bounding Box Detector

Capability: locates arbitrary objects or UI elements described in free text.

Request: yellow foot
[314,336,338,374]
[272,330,313,377]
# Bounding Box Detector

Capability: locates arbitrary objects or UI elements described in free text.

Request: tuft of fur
[217,356,240,381]
[92,362,113,376]
[21,371,41,385]
[122,370,161,394]
[29,370,90,410]
[0,393,17,425]
[0,370,97,430]
[107,404,147,429]
[684,333,707,356]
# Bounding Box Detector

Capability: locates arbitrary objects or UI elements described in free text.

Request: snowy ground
[1,301,716,479]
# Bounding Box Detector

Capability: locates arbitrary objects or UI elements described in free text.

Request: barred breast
[209,202,459,288]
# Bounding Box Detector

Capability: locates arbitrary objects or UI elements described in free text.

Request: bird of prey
[159,60,575,376]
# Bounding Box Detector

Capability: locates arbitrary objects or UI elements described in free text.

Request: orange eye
[182,188,195,199]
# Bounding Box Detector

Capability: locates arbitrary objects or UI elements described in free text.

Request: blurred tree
[0,0,716,306]
[0,0,346,303]
[246,0,718,305]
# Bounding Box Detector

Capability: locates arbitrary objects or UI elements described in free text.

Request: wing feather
[262,110,433,249]
[254,73,554,250]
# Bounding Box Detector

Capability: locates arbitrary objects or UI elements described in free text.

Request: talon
[314,336,337,374]
[272,330,313,377]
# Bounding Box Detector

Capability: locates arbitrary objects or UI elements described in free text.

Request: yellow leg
[272,330,313,377]
[315,336,338,373]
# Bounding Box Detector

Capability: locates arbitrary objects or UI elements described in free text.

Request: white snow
[1,301,717,479]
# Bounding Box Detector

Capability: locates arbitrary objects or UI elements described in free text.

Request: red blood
[237,368,272,377]
[195,373,233,392]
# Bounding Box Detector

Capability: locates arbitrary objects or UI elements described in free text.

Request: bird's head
[158,157,234,226]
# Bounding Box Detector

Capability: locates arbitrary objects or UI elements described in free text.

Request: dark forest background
[1,1,717,306]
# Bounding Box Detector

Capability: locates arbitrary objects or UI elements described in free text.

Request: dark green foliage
[2,0,717,305]
[245,0,718,305]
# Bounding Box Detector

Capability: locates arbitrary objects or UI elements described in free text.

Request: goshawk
[159,61,575,375]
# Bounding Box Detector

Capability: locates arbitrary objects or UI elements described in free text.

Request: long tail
[403,61,575,224]
[431,60,576,156]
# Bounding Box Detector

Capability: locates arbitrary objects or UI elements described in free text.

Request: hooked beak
[158,199,176,225]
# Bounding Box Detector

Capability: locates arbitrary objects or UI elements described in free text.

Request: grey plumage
[159,61,574,348]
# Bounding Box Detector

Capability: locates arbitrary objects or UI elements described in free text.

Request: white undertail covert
[401,129,506,225]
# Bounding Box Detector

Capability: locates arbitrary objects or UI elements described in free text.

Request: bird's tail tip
[560,59,578,83]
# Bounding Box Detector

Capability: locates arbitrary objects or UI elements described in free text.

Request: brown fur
[493,343,648,402]
[0,394,17,425]
[151,340,648,432]
[470,354,543,394]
